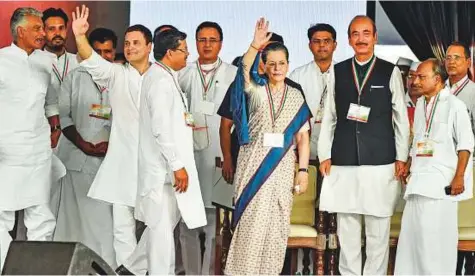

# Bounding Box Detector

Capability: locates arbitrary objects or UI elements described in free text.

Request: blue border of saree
[232,103,311,228]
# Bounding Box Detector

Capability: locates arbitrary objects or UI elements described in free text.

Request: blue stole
[232,102,311,228]
[230,53,267,146]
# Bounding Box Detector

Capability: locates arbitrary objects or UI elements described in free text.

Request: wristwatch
[298,168,308,173]
[51,125,61,132]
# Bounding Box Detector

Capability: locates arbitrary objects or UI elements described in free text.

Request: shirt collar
[10,42,30,59]
[198,58,221,71]
[314,60,334,75]
[405,93,416,107]
[446,75,469,89]
[354,55,375,66]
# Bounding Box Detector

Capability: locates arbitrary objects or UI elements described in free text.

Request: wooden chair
[287,165,319,275]
[387,194,405,275]
[456,182,475,275]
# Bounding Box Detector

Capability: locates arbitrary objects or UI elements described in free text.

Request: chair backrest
[458,171,475,227]
[290,164,318,226]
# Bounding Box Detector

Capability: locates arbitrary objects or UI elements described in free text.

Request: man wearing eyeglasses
[445,41,475,274]
[445,42,475,134]
[395,59,473,275]
[178,21,237,275]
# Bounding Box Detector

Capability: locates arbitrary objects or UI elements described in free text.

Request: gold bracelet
[250,44,259,51]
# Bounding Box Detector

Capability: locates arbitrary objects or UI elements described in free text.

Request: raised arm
[241,18,272,90]
[71,5,93,61]
[71,5,115,88]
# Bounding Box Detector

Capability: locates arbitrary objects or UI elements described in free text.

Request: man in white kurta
[178,21,236,275]
[290,23,336,162]
[71,7,152,272]
[54,28,118,267]
[42,7,81,228]
[0,7,60,270]
[318,16,409,275]
[395,59,474,274]
[135,29,207,275]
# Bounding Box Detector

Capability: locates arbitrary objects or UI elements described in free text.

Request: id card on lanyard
[346,57,376,123]
[89,84,111,120]
[196,59,222,115]
[416,93,440,157]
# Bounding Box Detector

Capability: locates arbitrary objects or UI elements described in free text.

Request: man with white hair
[0,7,59,270]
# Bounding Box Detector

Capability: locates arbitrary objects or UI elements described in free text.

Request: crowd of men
[0,4,474,275]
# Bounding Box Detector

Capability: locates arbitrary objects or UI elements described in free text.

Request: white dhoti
[0,204,55,271]
[179,207,216,275]
[394,195,458,275]
[320,164,400,275]
[53,170,115,267]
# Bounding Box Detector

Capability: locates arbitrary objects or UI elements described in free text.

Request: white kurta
[405,87,474,201]
[135,63,207,230]
[446,76,475,164]
[395,88,474,275]
[178,59,237,208]
[178,59,236,275]
[318,59,409,217]
[290,61,334,159]
[0,43,57,211]
[47,51,79,109]
[54,66,115,266]
[83,52,143,207]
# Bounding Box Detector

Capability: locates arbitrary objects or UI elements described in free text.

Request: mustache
[52,36,65,41]
[356,42,368,46]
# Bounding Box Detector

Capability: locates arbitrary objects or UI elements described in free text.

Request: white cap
[410,61,421,72]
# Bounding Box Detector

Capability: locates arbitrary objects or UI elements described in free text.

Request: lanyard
[424,92,441,137]
[351,56,377,100]
[94,83,107,105]
[265,84,288,125]
[155,61,189,112]
[52,54,69,83]
[451,78,470,96]
[196,58,222,100]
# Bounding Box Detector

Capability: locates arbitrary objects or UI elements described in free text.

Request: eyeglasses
[311,39,334,46]
[446,55,467,62]
[174,48,189,54]
[197,38,221,44]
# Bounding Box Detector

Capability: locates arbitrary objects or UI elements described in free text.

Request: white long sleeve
[390,67,410,162]
[145,77,184,171]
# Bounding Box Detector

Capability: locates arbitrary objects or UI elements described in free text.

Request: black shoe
[115,265,135,275]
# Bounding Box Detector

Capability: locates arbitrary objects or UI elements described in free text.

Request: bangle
[298,168,308,173]
[250,44,259,51]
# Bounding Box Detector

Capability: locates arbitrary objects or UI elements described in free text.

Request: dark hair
[42,8,68,25]
[307,23,336,41]
[195,21,223,41]
[448,41,471,59]
[88,28,118,49]
[426,58,448,82]
[262,42,289,64]
[347,15,377,38]
[125,24,153,45]
[115,52,125,61]
[232,56,242,67]
[153,29,187,61]
[268,32,284,44]
[153,24,178,41]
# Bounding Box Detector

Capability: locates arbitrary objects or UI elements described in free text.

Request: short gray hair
[426,58,448,83]
[10,7,43,41]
